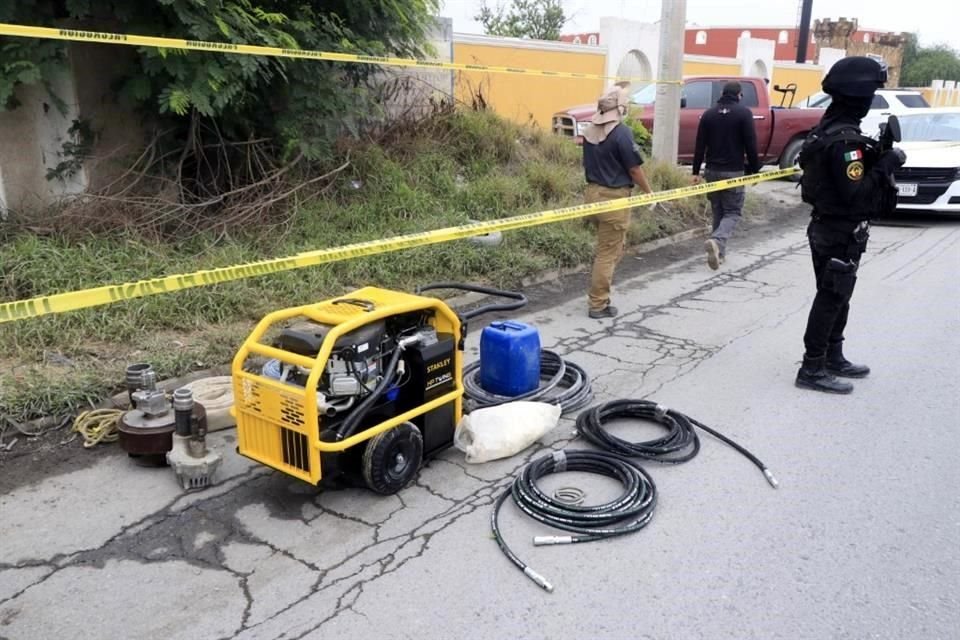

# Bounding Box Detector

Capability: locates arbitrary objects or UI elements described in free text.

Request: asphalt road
[2,189,958,640]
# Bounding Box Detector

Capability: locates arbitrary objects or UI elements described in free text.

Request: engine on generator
[260,311,456,450]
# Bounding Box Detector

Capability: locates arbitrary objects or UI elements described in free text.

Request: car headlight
[955,166,960,180]
[576,121,589,137]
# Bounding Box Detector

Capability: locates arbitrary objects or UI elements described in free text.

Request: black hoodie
[692,94,761,176]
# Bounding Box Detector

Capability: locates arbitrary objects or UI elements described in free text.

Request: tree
[900,34,960,87]
[476,0,566,41]
[0,0,440,157]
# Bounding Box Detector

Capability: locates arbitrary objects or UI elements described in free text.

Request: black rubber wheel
[362,422,423,495]
[780,137,805,182]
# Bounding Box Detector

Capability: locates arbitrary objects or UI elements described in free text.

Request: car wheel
[780,137,805,182]
[361,422,423,495]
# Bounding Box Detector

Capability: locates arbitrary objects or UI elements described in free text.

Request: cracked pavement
[2,190,959,640]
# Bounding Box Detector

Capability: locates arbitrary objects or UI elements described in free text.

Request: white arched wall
[736,36,775,82]
[616,49,654,88]
[600,17,660,88]
[749,59,769,79]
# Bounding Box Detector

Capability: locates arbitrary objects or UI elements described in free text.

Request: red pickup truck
[551,76,823,171]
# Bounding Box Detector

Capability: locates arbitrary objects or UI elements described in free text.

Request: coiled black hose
[575,399,778,487]
[492,449,656,592]
[463,350,593,414]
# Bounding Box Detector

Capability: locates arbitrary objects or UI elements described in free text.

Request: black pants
[802,220,867,359]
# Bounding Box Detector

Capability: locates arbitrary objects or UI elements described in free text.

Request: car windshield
[806,92,832,108]
[898,112,960,142]
[630,84,657,105]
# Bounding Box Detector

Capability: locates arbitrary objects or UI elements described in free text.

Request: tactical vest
[798,123,882,216]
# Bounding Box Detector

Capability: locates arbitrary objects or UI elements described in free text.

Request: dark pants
[802,220,867,359]
[705,169,745,256]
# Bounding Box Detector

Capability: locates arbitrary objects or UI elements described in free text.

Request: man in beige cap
[581,86,654,319]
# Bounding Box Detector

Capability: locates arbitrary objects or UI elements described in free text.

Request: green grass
[0,109,707,422]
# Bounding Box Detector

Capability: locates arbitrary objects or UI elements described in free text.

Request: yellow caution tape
[0,22,680,85]
[0,169,797,323]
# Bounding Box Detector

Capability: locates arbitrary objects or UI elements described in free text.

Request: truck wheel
[362,422,423,495]
[780,138,805,182]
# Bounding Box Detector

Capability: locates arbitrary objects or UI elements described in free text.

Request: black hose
[414,282,527,320]
[463,349,593,414]
[575,399,778,487]
[492,449,657,592]
[334,345,405,441]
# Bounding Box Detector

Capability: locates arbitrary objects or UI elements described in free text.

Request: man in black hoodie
[691,81,761,270]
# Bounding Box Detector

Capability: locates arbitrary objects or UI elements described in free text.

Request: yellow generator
[232,284,525,494]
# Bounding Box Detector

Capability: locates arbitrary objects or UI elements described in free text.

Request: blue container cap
[490,320,533,332]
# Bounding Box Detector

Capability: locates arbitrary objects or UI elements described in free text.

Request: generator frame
[232,286,463,485]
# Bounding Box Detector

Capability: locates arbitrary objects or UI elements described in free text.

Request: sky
[440,0,959,49]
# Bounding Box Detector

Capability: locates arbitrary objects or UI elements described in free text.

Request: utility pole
[652,0,686,165]
[795,0,814,63]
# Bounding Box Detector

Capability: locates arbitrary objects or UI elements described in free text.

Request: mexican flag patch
[844,149,863,162]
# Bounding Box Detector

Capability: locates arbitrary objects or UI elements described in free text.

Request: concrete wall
[600,17,660,88]
[736,37,775,82]
[377,18,454,121]
[817,47,847,75]
[452,34,606,128]
[0,65,86,216]
[814,18,907,87]
[69,43,145,191]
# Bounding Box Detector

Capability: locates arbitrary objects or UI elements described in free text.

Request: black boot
[795,356,854,394]
[826,343,870,378]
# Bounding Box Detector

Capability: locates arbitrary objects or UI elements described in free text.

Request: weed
[1,111,712,420]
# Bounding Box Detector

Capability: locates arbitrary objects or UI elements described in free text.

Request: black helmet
[822,56,887,97]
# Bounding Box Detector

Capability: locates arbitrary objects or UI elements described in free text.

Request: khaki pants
[585,183,632,311]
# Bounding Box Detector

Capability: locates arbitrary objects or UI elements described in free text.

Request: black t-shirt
[582,123,643,188]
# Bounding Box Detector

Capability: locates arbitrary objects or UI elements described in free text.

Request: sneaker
[705,239,721,270]
[795,357,854,394]
[588,305,618,319]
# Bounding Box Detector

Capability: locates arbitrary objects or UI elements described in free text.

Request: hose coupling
[763,468,780,489]
[522,567,554,593]
[533,535,574,546]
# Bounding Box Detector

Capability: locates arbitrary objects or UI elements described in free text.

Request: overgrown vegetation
[1,0,442,234]
[900,34,960,87]
[0,109,707,423]
[0,0,440,155]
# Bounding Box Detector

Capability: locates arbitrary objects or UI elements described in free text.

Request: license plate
[897,183,918,197]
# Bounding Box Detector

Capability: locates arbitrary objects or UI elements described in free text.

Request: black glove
[876,148,907,175]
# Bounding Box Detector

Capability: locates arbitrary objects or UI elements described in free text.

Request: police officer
[795,57,906,394]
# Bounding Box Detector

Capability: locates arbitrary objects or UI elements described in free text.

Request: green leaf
[168,89,191,116]
[214,16,232,38]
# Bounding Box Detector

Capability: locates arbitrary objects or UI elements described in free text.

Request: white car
[893,107,960,214]
[799,89,931,137]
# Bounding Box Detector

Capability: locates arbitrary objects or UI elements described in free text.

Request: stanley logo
[426,358,451,373]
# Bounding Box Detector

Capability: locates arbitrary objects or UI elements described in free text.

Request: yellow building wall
[453,41,605,129]
[771,65,824,106]
[682,60,742,77]
[919,87,960,106]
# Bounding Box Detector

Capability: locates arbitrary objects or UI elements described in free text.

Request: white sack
[453,401,562,464]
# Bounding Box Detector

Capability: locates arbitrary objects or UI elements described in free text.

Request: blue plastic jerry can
[479,320,541,397]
